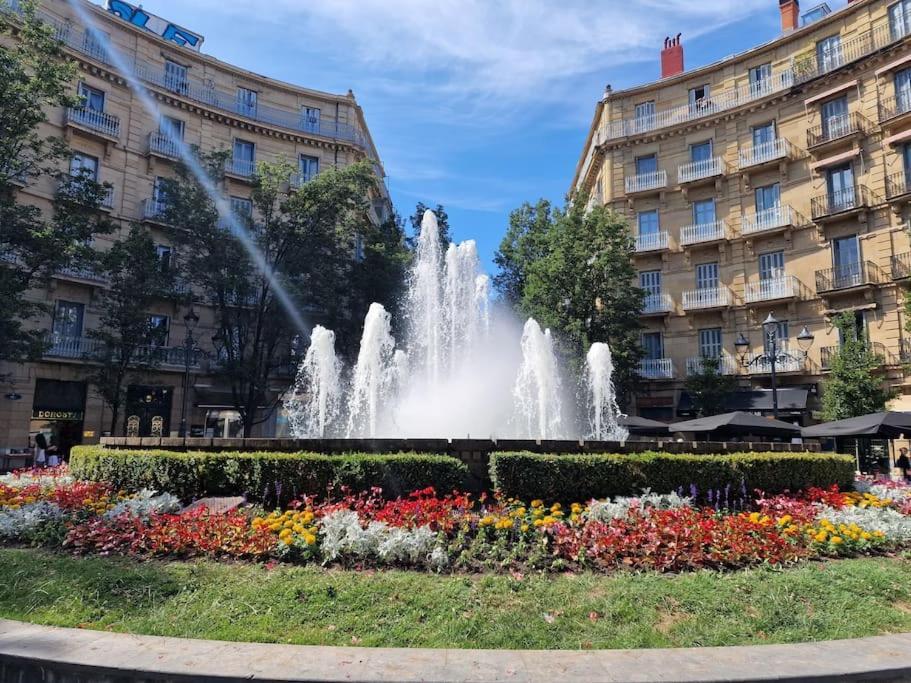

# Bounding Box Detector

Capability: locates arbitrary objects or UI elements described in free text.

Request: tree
[0,0,112,366]
[683,356,738,417]
[348,211,411,332]
[512,200,645,406]
[162,153,392,435]
[821,312,894,421]
[86,226,176,434]
[407,202,451,251]
[493,199,553,308]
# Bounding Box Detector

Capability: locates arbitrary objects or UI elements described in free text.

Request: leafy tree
[349,211,411,332]
[408,202,451,251]
[162,153,393,435]
[514,201,644,406]
[86,226,176,435]
[683,356,738,417]
[0,0,112,366]
[821,312,894,421]
[493,199,553,308]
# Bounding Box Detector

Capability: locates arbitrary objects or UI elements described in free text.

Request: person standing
[896,447,911,482]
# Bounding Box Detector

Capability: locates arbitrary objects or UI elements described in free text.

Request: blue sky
[104,0,846,272]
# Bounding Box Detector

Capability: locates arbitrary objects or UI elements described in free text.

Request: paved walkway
[1,619,911,682]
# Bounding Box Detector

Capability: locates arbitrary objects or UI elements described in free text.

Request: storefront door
[30,379,87,459]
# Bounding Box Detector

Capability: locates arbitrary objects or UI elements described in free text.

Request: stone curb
[0,619,910,682]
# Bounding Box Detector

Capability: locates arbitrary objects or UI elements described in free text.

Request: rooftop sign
[104,1,204,51]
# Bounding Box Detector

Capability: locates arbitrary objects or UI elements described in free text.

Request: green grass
[2,548,911,649]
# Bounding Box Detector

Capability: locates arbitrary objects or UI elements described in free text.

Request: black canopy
[670,411,801,438]
[802,412,911,439]
[618,415,670,436]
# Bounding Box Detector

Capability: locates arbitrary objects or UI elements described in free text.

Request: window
[688,84,710,109]
[692,199,716,226]
[833,235,861,287]
[634,101,655,132]
[639,270,662,296]
[299,154,319,182]
[695,262,719,290]
[752,121,776,148]
[690,140,712,163]
[153,176,169,204]
[236,87,257,116]
[820,95,849,139]
[164,59,188,95]
[302,106,321,133]
[354,233,366,262]
[759,250,785,280]
[69,153,98,181]
[826,163,855,208]
[82,28,109,61]
[233,139,254,162]
[160,115,184,142]
[698,328,722,358]
[230,196,252,218]
[156,245,172,272]
[147,315,170,346]
[52,301,84,338]
[642,332,664,360]
[637,210,659,235]
[764,320,790,356]
[816,35,843,73]
[903,143,911,177]
[755,183,780,213]
[895,67,911,112]
[78,83,105,112]
[838,310,867,345]
[802,4,832,26]
[890,0,911,40]
[748,63,772,96]
[635,154,657,176]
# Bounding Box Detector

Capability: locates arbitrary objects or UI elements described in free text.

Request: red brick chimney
[780,0,799,32]
[661,34,684,79]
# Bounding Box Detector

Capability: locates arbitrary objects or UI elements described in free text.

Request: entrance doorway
[30,379,87,459]
[125,385,173,437]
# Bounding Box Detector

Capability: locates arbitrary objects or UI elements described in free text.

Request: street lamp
[734,312,814,419]
[178,306,200,438]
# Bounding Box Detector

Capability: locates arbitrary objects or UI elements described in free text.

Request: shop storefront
[30,379,87,458]
[125,385,173,437]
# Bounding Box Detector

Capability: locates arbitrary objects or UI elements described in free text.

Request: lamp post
[734,312,814,419]
[178,306,200,438]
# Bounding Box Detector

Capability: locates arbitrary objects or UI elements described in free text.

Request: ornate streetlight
[734,312,814,419]
[178,306,200,438]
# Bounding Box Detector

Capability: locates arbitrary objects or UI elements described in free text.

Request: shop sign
[32,410,84,421]
[105,1,204,51]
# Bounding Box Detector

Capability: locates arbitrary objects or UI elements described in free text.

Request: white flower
[104,490,182,520]
[587,489,691,522]
[0,502,64,539]
[817,505,911,541]
[0,472,74,489]
[318,509,443,567]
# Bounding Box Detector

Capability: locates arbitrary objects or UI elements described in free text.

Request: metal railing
[680,219,726,246]
[225,158,256,179]
[44,334,201,367]
[902,339,911,364]
[682,286,732,310]
[741,205,798,235]
[815,260,883,292]
[625,170,667,194]
[141,198,169,221]
[887,172,910,200]
[56,263,107,284]
[65,106,120,139]
[879,95,911,123]
[738,138,792,169]
[821,342,895,370]
[44,334,104,359]
[810,185,870,220]
[743,275,800,303]
[678,157,725,184]
[745,352,804,374]
[639,358,674,379]
[635,231,668,252]
[807,112,865,148]
[148,132,181,159]
[642,293,673,314]
[685,355,738,376]
[892,251,911,279]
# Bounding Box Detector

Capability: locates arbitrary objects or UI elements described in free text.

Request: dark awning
[802,412,911,439]
[618,415,670,436]
[670,411,801,437]
[678,389,808,414]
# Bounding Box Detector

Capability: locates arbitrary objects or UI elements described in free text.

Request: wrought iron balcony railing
[682,286,732,310]
[678,157,726,184]
[65,106,120,139]
[44,334,201,367]
[810,185,870,221]
[685,355,738,376]
[892,251,911,280]
[625,170,667,195]
[225,158,256,179]
[886,172,911,200]
[745,351,805,375]
[142,198,169,222]
[148,132,181,160]
[743,275,800,303]
[741,205,799,235]
[680,220,726,246]
[639,358,674,379]
[635,231,668,252]
[880,95,911,123]
[642,293,673,314]
[815,260,883,292]
[738,138,793,169]
[807,112,866,148]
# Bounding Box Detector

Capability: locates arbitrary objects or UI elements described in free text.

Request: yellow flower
[269,522,282,532]
[479,515,495,527]
[778,515,792,526]
[533,519,545,528]
[520,524,529,532]
[550,503,562,512]
[814,531,828,543]
[542,516,556,525]
[748,512,761,524]
[302,532,317,545]
[831,536,844,545]
[530,500,543,509]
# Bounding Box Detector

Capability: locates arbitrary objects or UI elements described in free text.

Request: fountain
[584,342,628,441]
[286,210,624,440]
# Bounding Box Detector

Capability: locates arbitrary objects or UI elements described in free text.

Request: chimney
[780,0,799,32]
[660,34,684,79]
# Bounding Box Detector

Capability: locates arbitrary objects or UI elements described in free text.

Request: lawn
[3,548,911,649]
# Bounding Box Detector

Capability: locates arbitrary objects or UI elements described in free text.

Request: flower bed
[2,466,909,575]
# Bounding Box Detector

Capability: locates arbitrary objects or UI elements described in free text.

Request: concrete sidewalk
[1,618,910,682]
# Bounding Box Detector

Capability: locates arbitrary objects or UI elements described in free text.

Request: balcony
[741,205,801,237]
[738,138,793,170]
[639,358,674,380]
[815,261,883,293]
[743,275,801,304]
[148,132,181,161]
[678,157,726,185]
[141,198,169,224]
[43,334,201,368]
[810,186,871,223]
[225,158,256,180]
[886,172,911,205]
[624,170,667,196]
[892,251,911,280]
[879,95,911,126]
[680,220,727,247]
[635,231,669,253]
[745,352,806,375]
[641,293,673,316]
[65,106,120,141]
[44,335,104,360]
[56,263,108,285]
[821,342,897,371]
[792,20,906,85]
[682,286,732,311]
[685,355,738,376]
[288,172,316,190]
[806,113,866,151]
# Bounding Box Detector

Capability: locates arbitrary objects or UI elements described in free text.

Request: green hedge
[489,451,855,502]
[70,446,468,505]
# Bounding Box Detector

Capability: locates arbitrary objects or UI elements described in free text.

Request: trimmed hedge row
[489,451,855,502]
[70,446,468,505]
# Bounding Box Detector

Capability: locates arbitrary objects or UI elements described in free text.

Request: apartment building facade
[573,0,911,423]
[0,0,391,453]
